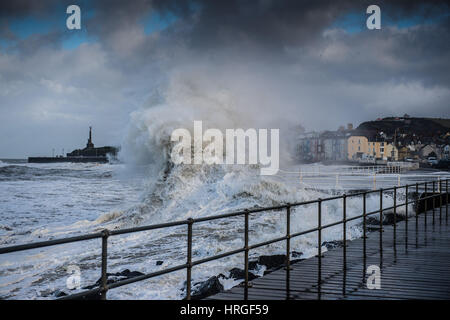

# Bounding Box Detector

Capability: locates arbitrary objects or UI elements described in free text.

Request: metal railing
[0,179,448,300]
[280,165,404,177]
[279,167,447,190]
[281,168,411,192]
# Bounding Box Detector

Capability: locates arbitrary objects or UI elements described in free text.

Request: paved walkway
[209,207,450,300]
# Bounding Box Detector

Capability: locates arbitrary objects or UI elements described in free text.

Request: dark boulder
[190,276,224,300]
[156,260,164,266]
[85,269,145,288]
[291,251,304,264]
[63,269,145,300]
[366,217,379,225]
[248,260,258,270]
[366,212,405,226]
[53,290,67,298]
[382,212,405,225]
[112,269,145,279]
[257,254,286,270]
[322,240,345,250]
[228,268,259,281]
[78,269,145,300]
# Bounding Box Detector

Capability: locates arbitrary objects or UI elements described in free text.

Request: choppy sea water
[0,159,448,299]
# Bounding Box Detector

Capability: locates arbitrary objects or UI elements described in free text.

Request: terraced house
[348,135,398,161]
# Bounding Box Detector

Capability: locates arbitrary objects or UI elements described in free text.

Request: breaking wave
[98,73,405,257]
[100,73,302,228]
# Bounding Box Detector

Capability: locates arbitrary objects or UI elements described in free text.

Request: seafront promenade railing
[0,179,448,300]
[278,165,445,190]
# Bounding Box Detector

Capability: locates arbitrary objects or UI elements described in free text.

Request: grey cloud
[0,0,449,157]
[0,0,63,18]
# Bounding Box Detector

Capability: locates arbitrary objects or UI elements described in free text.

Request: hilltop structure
[350,116,449,162]
[28,127,118,163]
[66,127,117,158]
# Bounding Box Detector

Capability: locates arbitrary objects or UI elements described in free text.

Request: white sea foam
[0,157,436,299]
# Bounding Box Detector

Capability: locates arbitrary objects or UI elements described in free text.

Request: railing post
[285,205,290,299]
[317,199,322,295]
[415,183,419,228]
[285,205,291,269]
[343,194,347,270]
[424,182,428,227]
[447,179,448,223]
[362,192,367,285]
[432,181,436,225]
[415,183,419,248]
[373,172,376,190]
[186,218,193,300]
[363,192,367,258]
[393,186,397,249]
[379,188,383,266]
[405,185,408,249]
[101,229,109,300]
[440,180,443,224]
[342,194,347,295]
[244,209,250,299]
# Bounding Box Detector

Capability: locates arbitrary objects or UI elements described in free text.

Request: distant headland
[28,127,119,163]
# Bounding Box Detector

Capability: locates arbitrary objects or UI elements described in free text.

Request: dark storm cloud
[154,0,449,51]
[2,1,448,55]
[83,0,450,85]
[0,0,61,17]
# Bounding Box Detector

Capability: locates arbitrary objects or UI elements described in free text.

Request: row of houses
[298,123,450,163]
[298,125,352,162]
[347,135,398,162]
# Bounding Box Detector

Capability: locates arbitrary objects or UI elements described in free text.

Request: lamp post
[392,128,398,161]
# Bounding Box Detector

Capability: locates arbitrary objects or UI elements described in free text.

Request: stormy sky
[0,0,449,158]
